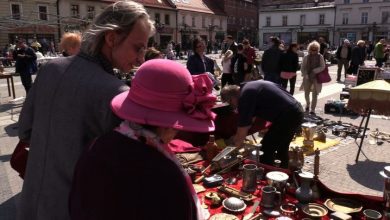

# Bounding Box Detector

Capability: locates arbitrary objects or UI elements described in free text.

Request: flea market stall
[173,103,389,220]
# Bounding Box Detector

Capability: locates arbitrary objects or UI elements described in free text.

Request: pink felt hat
[111,59,216,133]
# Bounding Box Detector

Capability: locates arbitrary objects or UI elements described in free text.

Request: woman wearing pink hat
[69,59,216,220]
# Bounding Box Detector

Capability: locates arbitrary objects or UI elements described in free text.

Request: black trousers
[221,73,234,88]
[260,103,304,168]
[20,71,32,93]
[280,76,297,95]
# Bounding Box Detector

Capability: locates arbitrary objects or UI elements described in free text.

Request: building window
[250,19,254,27]
[87,6,95,20]
[282,16,287,26]
[11,3,21,20]
[266,17,271,26]
[382,11,389,24]
[361,12,368,24]
[38,5,48,20]
[192,16,195,27]
[344,0,350,3]
[232,17,236,24]
[219,19,222,28]
[202,16,206,26]
[164,14,170,25]
[71,4,79,18]
[182,15,185,25]
[300,15,306,25]
[239,17,243,25]
[342,13,349,24]
[319,14,325,25]
[155,13,160,24]
[211,18,215,26]
[362,0,369,2]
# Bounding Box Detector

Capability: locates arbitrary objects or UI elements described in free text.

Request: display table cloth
[195,162,383,220]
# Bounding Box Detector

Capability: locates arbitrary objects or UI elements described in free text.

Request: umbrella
[348,80,390,116]
[347,80,390,162]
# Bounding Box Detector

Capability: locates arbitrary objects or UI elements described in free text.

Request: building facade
[259,1,335,49]
[214,0,259,46]
[334,0,390,46]
[173,0,227,50]
[0,0,59,51]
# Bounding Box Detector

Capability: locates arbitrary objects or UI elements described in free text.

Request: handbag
[316,66,331,83]
[280,71,297,79]
[10,141,29,179]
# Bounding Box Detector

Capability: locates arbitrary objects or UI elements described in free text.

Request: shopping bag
[316,66,331,83]
[10,141,29,179]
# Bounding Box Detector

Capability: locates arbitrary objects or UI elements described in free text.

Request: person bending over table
[70,60,216,220]
[220,81,304,168]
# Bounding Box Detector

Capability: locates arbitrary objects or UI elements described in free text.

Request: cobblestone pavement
[0,57,389,219]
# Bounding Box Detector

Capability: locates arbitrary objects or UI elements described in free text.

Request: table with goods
[174,104,390,220]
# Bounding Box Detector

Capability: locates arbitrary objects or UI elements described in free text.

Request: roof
[133,0,176,10]
[173,0,226,16]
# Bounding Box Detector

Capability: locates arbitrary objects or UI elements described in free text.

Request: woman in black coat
[280,43,299,95]
[349,40,366,75]
[186,37,214,75]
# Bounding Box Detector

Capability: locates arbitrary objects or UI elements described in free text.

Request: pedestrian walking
[221,81,304,168]
[242,39,256,81]
[336,39,352,82]
[231,43,248,85]
[13,39,37,94]
[261,37,283,84]
[300,41,326,114]
[16,2,154,220]
[349,40,366,75]
[374,39,386,67]
[280,43,299,95]
[221,49,234,87]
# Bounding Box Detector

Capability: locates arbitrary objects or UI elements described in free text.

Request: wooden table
[0,73,16,99]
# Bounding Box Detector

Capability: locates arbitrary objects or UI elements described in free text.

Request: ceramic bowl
[222,197,246,212]
[363,209,382,220]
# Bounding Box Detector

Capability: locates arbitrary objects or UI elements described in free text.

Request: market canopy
[347,80,390,116]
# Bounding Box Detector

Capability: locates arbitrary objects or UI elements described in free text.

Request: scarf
[115,121,207,220]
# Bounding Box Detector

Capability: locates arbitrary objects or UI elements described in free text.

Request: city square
[1,0,390,219]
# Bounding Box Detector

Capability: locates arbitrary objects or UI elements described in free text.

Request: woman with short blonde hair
[300,41,326,114]
[60,32,82,56]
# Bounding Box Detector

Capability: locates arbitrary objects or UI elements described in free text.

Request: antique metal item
[222,197,247,212]
[266,171,289,197]
[302,203,329,218]
[323,198,363,213]
[280,203,298,217]
[209,213,239,220]
[295,171,314,204]
[242,164,258,193]
[204,174,224,188]
[301,122,317,148]
[329,211,352,220]
[288,146,304,172]
[363,209,383,220]
[262,209,281,217]
[260,186,280,208]
[242,200,260,220]
[226,177,237,185]
[217,185,257,201]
